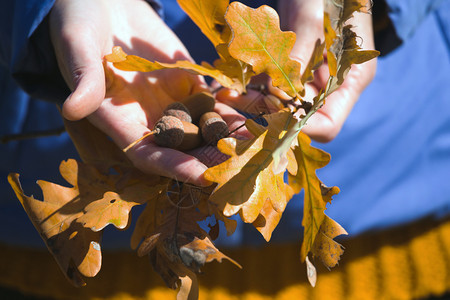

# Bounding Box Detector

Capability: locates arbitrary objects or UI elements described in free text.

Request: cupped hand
[49,0,241,185]
[217,0,377,143]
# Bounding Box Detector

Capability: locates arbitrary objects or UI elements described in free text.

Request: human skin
[216,0,377,143]
[49,0,247,186]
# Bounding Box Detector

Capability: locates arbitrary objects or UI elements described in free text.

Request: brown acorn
[163,102,192,123]
[199,112,229,145]
[181,92,216,123]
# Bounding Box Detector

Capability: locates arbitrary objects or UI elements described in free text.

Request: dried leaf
[105,46,236,90]
[8,173,101,287]
[225,2,303,97]
[131,180,239,295]
[312,214,347,268]
[323,0,379,89]
[301,39,325,86]
[179,236,241,270]
[289,133,340,262]
[177,0,230,47]
[204,110,296,240]
[305,255,317,287]
[8,159,164,286]
[214,44,254,94]
[63,118,130,173]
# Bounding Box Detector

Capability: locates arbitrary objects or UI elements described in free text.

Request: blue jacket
[1,0,449,248]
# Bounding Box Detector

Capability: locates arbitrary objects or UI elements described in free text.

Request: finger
[216,88,282,115]
[129,142,212,187]
[278,0,324,72]
[302,62,370,143]
[88,101,211,186]
[303,11,377,143]
[213,102,252,139]
[50,0,107,120]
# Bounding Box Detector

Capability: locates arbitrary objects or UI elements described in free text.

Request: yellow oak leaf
[225,2,303,97]
[323,0,379,87]
[176,0,254,93]
[301,39,325,86]
[324,13,339,78]
[204,110,297,240]
[63,118,131,173]
[8,172,101,287]
[214,44,254,94]
[177,0,230,47]
[312,214,347,268]
[105,46,235,90]
[289,132,340,262]
[252,182,294,241]
[8,159,164,286]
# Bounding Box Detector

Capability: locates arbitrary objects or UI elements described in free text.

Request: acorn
[153,116,184,148]
[199,112,229,145]
[181,92,216,123]
[122,115,202,152]
[163,102,192,123]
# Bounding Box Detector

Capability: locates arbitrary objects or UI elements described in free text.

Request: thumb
[50,1,106,121]
[61,59,106,121]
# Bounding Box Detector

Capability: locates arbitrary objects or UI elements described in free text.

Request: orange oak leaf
[301,39,325,86]
[132,182,239,298]
[63,118,131,173]
[312,214,347,268]
[177,0,230,47]
[8,159,164,286]
[288,132,340,262]
[8,172,101,287]
[204,110,297,240]
[105,46,235,90]
[323,0,379,87]
[225,2,303,97]
[213,44,254,94]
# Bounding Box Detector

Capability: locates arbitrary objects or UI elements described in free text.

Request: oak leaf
[176,0,230,47]
[8,159,164,286]
[105,46,236,90]
[8,171,101,287]
[204,110,297,240]
[176,0,254,93]
[134,182,239,298]
[225,2,303,97]
[312,214,347,268]
[288,133,340,262]
[323,0,379,88]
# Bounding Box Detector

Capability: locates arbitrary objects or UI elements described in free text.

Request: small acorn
[176,120,202,151]
[181,92,216,123]
[153,115,184,148]
[122,115,202,152]
[199,112,229,145]
[163,102,192,123]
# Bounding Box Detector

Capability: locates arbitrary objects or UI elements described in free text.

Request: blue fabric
[313,1,450,235]
[384,0,444,41]
[1,0,449,249]
[0,0,54,69]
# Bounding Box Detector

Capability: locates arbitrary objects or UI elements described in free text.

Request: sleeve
[0,0,69,103]
[0,0,164,104]
[384,0,444,41]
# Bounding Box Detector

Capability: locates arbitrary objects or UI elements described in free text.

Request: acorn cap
[154,116,184,148]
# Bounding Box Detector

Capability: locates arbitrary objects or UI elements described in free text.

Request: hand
[49,0,234,185]
[217,0,377,143]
